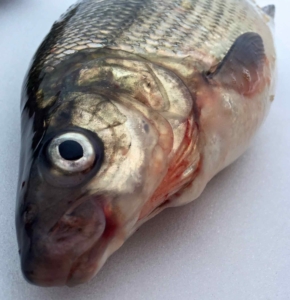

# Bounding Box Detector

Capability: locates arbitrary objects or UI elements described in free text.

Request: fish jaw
[18,194,107,286]
[19,192,133,287]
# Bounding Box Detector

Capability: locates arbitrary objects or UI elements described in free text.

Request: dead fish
[16,0,276,287]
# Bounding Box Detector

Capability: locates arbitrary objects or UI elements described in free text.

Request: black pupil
[59,140,84,161]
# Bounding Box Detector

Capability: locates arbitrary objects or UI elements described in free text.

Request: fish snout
[21,198,106,286]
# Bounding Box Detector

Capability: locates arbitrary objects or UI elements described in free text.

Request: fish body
[16,0,276,286]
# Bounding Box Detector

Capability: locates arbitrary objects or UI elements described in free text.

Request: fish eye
[47,132,96,173]
[59,140,84,161]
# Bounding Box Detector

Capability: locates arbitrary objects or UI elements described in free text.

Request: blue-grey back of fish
[17,0,276,287]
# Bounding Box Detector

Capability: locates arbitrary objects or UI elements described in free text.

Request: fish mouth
[20,196,108,287]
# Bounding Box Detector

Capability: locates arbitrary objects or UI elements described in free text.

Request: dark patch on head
[50,100,76,129]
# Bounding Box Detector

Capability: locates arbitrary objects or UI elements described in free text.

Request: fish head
[16,57,184,286]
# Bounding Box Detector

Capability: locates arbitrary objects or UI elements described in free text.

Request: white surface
[0,0,289,299]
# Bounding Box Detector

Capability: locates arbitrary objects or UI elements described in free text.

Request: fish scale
[39,0,269,73]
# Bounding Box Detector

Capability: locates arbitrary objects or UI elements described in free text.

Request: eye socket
[39,129,104,188]
[47,132,95,173]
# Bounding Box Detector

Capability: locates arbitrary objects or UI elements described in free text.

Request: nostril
[23,204,37,225]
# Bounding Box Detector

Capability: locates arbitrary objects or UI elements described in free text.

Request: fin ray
[262,5,275,19]
[207,32,265,95]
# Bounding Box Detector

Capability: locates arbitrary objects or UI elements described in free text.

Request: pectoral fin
[207,32,265,96]
[262,5,275,19]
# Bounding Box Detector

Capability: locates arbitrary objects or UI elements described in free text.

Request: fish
[16,0,276,287]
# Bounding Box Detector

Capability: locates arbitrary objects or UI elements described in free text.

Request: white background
[0,0,289,299]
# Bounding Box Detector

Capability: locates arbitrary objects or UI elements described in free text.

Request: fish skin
[16,0,276,287]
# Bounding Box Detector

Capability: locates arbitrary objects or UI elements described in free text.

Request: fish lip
[65,210,119,286]
[20,195,107,287]
[65,240,103,287]
[22,267,68,287]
